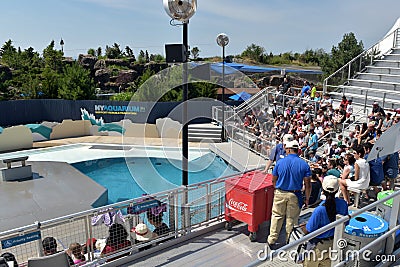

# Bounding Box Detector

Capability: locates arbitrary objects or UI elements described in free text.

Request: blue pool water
[72,153,238,204]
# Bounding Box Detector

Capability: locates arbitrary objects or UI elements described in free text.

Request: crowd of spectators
[236,77,400,205]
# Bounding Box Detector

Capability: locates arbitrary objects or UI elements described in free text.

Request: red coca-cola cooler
[225,170,274,241]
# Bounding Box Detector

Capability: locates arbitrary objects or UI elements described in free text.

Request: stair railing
[234,86,274,111]
[323,27,400,94]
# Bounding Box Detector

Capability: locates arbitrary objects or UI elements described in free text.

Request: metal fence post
[206,184,211,222]
[35,221,43,257]
[168,193,176,233]
[181,187,190,235]
[332,215,345,266]
[364,91,368,113]
[382,92,387,109]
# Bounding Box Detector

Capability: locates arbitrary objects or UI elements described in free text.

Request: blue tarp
[191,62,323,75]
[229,91,252,101]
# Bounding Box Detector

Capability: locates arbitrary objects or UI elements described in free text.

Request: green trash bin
[376,190,396,223]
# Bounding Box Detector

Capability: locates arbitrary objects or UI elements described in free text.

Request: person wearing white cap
[267,140,311,248]
[263,133,293,173]
[300,176,348,267]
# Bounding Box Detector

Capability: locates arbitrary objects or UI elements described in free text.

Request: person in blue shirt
[364,142,384,199]
[382,151,399,190]
[263,134,293,173]
[301,175,348,267]
[267,140,311,248]
[301,81,311,97]
[306,128,319,154]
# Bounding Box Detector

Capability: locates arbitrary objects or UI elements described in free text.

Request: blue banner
[1,231,41,249]
[129,200,160,214]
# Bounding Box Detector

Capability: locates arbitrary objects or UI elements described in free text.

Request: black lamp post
[216,33,229,141]
[163,0,197,186]
[60,38,64,53]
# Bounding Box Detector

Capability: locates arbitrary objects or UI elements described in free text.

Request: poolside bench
[0,156,32,181]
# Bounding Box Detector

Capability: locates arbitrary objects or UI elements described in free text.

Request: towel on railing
[91,208,125,227]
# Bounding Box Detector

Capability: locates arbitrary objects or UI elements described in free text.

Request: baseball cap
[322,175,339,193]
[373,102,379,106]
[285,140,299,149]
[282,134,294,145]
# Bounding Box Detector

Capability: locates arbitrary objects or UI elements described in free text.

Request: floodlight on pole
[163,0,197,187]
[216,33,229,142]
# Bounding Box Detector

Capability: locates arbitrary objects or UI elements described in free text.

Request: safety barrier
[0,170,252,266]
[245,190,400,267]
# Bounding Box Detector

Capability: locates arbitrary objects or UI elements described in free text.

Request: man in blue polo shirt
[267,140,311,248]
[263,134,294,173]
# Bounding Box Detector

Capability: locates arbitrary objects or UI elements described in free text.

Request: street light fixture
[60,38,64,53]
[163,0,197,186]
[216,33,229,141]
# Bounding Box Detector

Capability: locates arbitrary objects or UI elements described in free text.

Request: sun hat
[282,134,294,145]
[285,140,299,149]
[132,223,153,241]
[322,175,339,193]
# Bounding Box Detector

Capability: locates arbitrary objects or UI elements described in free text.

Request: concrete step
[348,79,400,90]
[188,136,221,143]
[188,123,222,143]
[365,66,400,75]
[339,85,400,102]
[374,60,400,68]
[189,132,221,138]
[391,47,400,54]
[383,54,400,61]
[356,72,400,83]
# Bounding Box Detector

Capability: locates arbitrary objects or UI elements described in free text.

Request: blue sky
[1,0,399,59]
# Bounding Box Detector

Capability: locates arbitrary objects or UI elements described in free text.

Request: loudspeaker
[165,44,186,63]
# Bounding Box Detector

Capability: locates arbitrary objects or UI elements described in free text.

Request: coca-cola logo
[228,199,248,212]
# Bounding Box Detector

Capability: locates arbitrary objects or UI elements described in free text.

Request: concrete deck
[0,161,107,232]
[0,136,264,232]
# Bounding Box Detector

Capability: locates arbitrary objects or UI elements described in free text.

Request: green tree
[41,68,61,98]
[0,39,18,68]
[145,50,150,63]
[241,44,265,62]
[125,46,134,57]
[58,63,95,100]
[189,82,217,99]
[105,43,122,59]
[42,40,63,71]
[96,47,102,57]
[191,47,200,60]
[321,32,364,76]
[138,50,146,64]
[87,48,96,56]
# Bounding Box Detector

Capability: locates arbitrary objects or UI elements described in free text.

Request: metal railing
[323,28,400,94]
[0,170,252,266]
[246,190,400,267]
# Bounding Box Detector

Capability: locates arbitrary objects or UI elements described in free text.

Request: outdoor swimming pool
[72,153,238,204]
